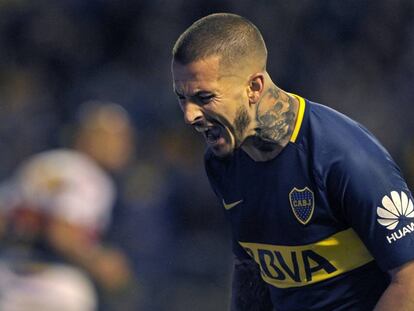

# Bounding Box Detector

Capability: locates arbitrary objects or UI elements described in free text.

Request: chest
[220,148,344,245]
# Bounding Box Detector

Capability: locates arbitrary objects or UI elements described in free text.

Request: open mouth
[205,126,222,144]
[194,124,223,145]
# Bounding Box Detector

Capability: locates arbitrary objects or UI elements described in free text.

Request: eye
[175,94,186,103]
[197,94,215,104]
[174,90,186,101]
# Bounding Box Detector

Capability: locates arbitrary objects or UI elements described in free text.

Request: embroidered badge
[289,187,315,225]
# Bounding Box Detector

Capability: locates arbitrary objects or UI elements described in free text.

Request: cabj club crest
[289,187,315,225]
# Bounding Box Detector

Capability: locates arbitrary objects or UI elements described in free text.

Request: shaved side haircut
[172,13,267,72]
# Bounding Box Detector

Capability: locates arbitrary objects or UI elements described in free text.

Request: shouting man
[172,13,414,311]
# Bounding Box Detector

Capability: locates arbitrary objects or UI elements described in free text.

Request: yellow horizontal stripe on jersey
[289,94,305,143]
[239,228,373,288]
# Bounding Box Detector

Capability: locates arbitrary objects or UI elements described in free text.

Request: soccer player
[171,13,414,310]
[0,102,139,311]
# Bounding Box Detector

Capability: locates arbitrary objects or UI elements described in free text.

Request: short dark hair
[172,13,267,71]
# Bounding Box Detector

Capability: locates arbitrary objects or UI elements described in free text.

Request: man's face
[172,56,252,157]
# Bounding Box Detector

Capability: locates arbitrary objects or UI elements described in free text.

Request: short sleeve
[324,129,414,271]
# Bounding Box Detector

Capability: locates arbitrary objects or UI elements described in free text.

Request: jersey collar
[289,93,306,143]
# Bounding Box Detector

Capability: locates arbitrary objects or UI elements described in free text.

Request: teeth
[193,123,222,145]
[194,125,209,133]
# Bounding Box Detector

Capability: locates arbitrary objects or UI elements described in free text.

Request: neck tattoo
[254,87,296,150]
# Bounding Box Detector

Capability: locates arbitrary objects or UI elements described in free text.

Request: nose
[183,102,204,125]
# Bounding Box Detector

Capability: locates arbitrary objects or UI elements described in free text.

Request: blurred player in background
[172,13,414,310]
[0,102,139,311]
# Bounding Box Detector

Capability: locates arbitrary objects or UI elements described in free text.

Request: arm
[231,257,274,311]
[374,260,414,311]
[46,217,141,310]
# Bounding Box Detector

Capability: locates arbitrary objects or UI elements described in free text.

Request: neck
[241,82,299,162]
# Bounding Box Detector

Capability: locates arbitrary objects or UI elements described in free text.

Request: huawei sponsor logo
[376,191,414,244]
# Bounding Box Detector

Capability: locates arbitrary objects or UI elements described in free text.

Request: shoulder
[304,101,401,198]
[307,101,393,169]
[308,102,378,147]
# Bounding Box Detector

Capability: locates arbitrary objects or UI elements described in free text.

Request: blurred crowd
[0,1,412,310]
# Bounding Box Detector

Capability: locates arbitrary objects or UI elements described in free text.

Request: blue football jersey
[205,95,414,311]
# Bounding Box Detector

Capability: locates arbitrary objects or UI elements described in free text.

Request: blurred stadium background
[0,1,413,310]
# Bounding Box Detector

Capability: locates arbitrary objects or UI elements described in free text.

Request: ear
[247,73,264,104]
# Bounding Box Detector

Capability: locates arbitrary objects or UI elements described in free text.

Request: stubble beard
[211,105,251,158]
[233,105,251,148]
